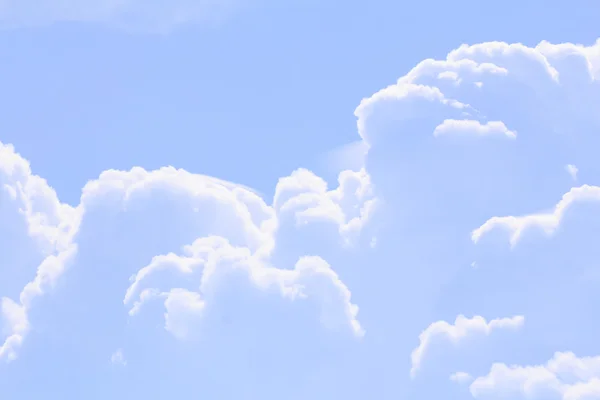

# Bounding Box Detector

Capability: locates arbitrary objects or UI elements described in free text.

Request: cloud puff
[110,348,126,366]
[274,168,377,245]
[472,185,600,247]
[352,40,598,240]
[566,164,579,181]
[0,298,28,361]
[375,40,600,400]
[0,141,80,361]
[0,140,373,361]
[470,352,600,400]
[410,315,524,378]
[450,371,474,384]
[0,0,242,32]
[433,119,517,139]
[355,39,600,159]
[124,237,364,338]
[346,38,600,394]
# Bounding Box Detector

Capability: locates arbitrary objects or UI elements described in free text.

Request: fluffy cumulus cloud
[349,37,600,400]
[472,185,600,247]
[3,36,600,399]
[470,352,600,400]
[0,142,80,361]
[0,0,244,31]
[410,315,524,378]
[124,240,363,338]
[0,140,373,364]
[273,168,377,245]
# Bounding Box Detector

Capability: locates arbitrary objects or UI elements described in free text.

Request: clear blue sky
[1,1,600,399]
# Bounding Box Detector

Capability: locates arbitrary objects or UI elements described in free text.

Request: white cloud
[446,41,560,83]
[433,119,517,139]
[81,166,279,260]
[124,238,363,338]
[0,0,242,32]
[0,140,372,361]
[354,82,470,145]
[536,39,600,81]
[163,289,206,340]
[274,168,377,245]
[400,57,508,86]
[0,298,28,361]
[3,35,600,397]
[566,164,578,181]
[410,315,524,378]
[353,39,600,154]
[437,70,462,85]
[346,38,600,393]
[451,371,474,384]
[470,352,600,400]
[472,185,600,247]
[0,141,80,361]
[352,56,511,146]
[110,349,126,366]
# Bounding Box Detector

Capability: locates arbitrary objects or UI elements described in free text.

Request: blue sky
[1,1,600,399]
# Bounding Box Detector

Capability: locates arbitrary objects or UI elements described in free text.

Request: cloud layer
[0,0,243,31]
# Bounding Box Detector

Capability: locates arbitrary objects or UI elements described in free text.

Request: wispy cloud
[0,0,244,32]
[111,349,126,366]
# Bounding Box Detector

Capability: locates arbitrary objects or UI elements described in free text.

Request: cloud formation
[349,36,600,398]
[0,0,242,32]
[451,371,474,384]
[472,185,600,247]
[433,119,517,139]
[410,315,524,378]
[566,164,579,181]
[0,140,373,361]
[3,33,600,399]
[470,352,600,400]
[124,239,364,338]
[0,142,80,361]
